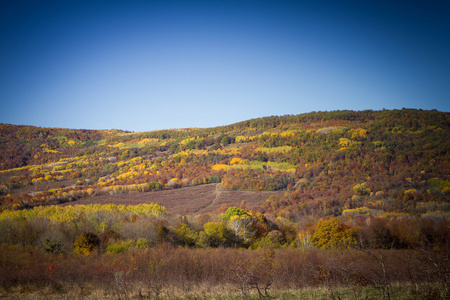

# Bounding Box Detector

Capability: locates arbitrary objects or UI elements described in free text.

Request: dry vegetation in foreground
[0,245,448,300]
[61,183,284,215]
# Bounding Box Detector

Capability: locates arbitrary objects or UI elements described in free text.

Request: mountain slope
[0,109,449,218]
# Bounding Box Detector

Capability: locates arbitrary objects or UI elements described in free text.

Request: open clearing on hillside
[62,183,285,215]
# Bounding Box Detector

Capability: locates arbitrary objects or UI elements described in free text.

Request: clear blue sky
[1,0,449,132]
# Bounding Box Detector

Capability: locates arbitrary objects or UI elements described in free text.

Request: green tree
[224,207,249,220]
[250,230,285,249]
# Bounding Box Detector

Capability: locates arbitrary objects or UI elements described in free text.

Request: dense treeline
[2,109,448,169]
[1,204,448,252]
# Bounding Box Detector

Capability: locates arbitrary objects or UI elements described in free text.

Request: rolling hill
[0,109,449,218]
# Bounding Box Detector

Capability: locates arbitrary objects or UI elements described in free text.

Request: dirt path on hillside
[192,183,221,214]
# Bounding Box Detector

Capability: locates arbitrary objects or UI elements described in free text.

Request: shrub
[353,182,371,196]
[100,230,120,251]
[74,232,100,255]
[44,238,63,253]
[136,238,149,249]
[105,240,135,254]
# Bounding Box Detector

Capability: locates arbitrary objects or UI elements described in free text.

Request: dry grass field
[62,183,285,215]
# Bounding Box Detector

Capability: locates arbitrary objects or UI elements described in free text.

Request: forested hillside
[1,109,448,214]
[1,108,449,247]
[1,109,449,298]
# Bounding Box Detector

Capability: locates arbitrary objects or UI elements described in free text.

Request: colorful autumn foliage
[311,217,358,249]
[0,109,449,298]
[1,109,448,213]
[0,109,448,252]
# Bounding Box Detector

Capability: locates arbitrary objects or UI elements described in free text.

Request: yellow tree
[203,222,231,247]
[311,217,358,249]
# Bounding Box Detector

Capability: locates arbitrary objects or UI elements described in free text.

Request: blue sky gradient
[1,0,449,131]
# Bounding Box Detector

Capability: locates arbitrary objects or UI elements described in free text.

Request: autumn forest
[0,109,449,299]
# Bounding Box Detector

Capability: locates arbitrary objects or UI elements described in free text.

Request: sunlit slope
[1,109,448,216]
